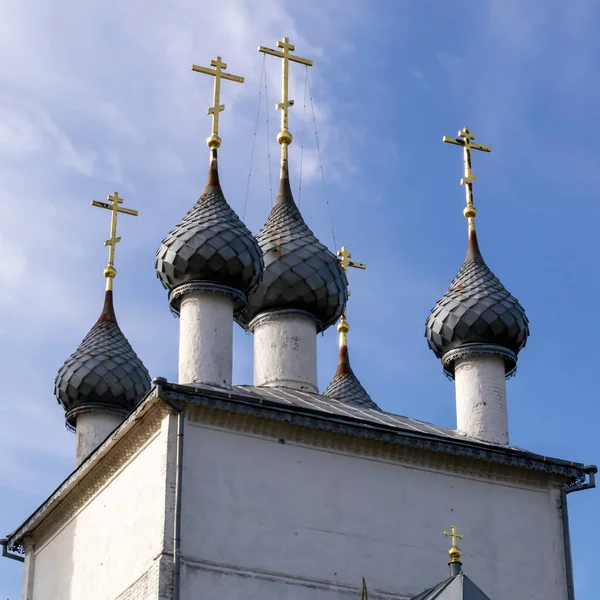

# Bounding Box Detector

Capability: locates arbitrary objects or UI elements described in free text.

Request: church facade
[1,37,595,600]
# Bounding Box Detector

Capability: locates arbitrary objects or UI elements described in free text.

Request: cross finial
[444,524,465,564]
[336,245,366,347]
[258,36,313,162]
[91,192,139,291]
[443,127,491,231]
[191,56,244,149]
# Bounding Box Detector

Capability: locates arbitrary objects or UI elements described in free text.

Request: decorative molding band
[248,308,323,334]
[21,402,166,552]
[168,282,246,316]
[442,344,518,380]
[186,403,566,490]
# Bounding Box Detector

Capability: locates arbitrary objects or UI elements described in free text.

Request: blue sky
[1,0,598,598]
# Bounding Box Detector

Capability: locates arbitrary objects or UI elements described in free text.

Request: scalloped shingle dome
[425,230,529,377]
[237,162,347,330]
[323,344,379,410]
[54,291,151,427]
[155,149,263,308]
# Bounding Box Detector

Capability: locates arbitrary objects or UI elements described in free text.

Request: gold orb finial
[463,205,477,220]
[277,129,293,146]
[207,134,222,149]
[337,315,350,335]
[104,266,117,280]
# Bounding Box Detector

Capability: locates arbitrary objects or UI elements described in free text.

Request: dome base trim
[247,308,323,334]
[65,403,130,430]
[169,282,246,316]
[442,344,517,381]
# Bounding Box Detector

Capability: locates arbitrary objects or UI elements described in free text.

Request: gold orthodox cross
[191,56,244,149]
[91,192,139,291]
[444,524,464,563]
[258,37,313,161]
[336,246,367,345]
[443,127,491,231]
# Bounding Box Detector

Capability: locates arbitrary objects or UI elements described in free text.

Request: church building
[1,37,596,600]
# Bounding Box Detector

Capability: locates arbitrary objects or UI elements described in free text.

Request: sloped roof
[411,572,491,600]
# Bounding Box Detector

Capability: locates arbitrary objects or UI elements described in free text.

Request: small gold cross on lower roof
[191,56,244,149]
[443,127,491,231]
[258,37,313,160]
[91,192,139,291]
[444,524,464,564]
[336,246,366,346]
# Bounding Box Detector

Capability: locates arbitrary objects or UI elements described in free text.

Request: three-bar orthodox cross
[337,246,367,345]
[191,56,244,149]
[258,37,313,161]
[444,524,464,563]
[443,127,491,231]
[91,192,139,291]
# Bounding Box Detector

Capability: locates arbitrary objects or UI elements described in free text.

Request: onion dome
[323,316,379,410]
[54,291,151,429]
[425,228,529,378]
[236,161,347,330]
[155,148,264,312]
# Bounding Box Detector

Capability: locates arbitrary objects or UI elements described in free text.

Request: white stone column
[178,290,234,387]
[251,309,318,393]
[454,354,508,445]
[75,410,123,467]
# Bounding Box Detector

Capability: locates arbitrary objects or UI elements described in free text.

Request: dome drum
[441,343,517,380]
[168,281,247,316]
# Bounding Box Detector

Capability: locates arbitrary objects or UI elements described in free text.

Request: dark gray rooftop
[155,148,263,309]
[425,229,529,377]
[160,380,586,479]
[410,572,492,600]
[54,291,151,427]
[236,161,347,331]
[323,344,380,410]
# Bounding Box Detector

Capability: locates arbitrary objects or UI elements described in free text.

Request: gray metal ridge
[236,159,347,331]
[54,290,151,428]
[323,344,380,410]
[410,572,492,600]
[159,380,588,478]
[425,229,529,378]
[155,147,263,308]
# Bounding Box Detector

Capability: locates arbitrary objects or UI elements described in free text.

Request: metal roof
[410,572,492,600]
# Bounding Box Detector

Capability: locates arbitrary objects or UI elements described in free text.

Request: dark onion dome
[155,148,264,313]
[236,161,347,330]
[425,229,529,378]
[54,291,151,429]
[323,318,380,410]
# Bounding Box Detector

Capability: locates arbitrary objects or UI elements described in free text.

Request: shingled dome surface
[237,163,347,330]
[425,230,529,376]
[324,345,379,410]
[55,291,151,427]
[155,149,263,303]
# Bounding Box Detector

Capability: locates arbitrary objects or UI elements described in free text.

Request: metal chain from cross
[191,56,244,149]
[258,37,313,161]
[91,192,139,291]
[443,127,491,231]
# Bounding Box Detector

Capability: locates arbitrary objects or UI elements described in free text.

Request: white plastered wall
[179,422,568,600]
[29,414,172,600]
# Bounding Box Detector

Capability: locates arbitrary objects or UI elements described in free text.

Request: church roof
[323,344,379,410]
[410,572,492,600]
[155,149,263,312]
[236,161,347,331]
[54,290,151,428]
[5,378,589,553]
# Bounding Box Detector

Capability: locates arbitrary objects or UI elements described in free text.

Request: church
[1,36,596,600]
